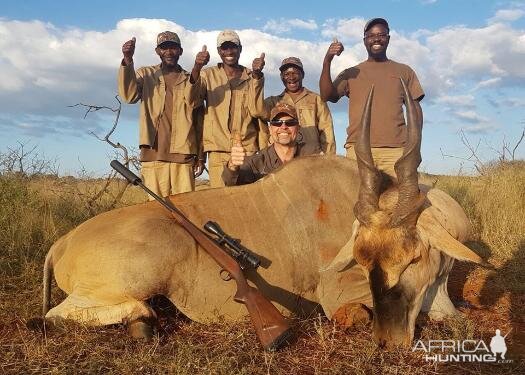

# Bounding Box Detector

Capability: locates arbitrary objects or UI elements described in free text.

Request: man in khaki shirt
[264,57,336,155]
[222,103,320,186]
[118,31,204,199]
[320,18,424,178]
[189,29,269,188]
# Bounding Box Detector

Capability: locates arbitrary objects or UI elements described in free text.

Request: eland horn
[353,86,382,226]
[389,78,423,227]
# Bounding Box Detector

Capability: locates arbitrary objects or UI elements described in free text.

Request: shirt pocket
[298,107,315,127]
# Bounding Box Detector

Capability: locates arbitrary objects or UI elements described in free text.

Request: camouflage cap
[217,29,241,47]
[279,57,304,72]
[364,18,389,34]
[157,31,181,47]
[270,102,298,121]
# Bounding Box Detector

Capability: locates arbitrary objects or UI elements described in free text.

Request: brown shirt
[221,142,321,186]
[334,60,424,147]
[140,68,194,163]
[264,88,336,154]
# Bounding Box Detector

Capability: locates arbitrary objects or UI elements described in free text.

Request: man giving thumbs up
[189,29,270,188]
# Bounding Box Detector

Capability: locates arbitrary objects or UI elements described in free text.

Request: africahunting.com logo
[412,329,513,363]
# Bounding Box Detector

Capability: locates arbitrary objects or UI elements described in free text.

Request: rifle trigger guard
[220,269,232,281]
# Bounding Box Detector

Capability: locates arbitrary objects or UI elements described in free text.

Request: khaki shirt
[333,60,424,148]
[221,141,320,186]
[118,62,202,156]
[264,88,336,154]
[190,64,268,153]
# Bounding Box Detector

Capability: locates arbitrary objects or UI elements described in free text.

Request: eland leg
[45,293,158,339]
[421,270,460,320]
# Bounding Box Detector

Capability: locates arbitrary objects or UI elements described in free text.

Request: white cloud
[424,22,525,90]
[0,12,524,146]
[435,94,476,107]
[262,18,318,34]
[488,8,525,23]
[453,110,490,124]
[473,77,502,90]
[461,123,497,134]
[321,18,365,43]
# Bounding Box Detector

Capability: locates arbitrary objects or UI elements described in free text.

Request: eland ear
[323,220,360,272]
[417,210,494,269]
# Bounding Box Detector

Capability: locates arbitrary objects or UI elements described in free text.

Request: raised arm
[190,45,210,84]
[118,37,142,104]
[319,38,344,103]
[248,53,266,118]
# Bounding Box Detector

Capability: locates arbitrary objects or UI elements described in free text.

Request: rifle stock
[110,160,292,350]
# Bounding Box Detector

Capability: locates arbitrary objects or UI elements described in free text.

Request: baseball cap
[270,103,298,121]
[364,18,389,34]
[157,31,181,47]
[217,29,241,47]
[279,57,304,73]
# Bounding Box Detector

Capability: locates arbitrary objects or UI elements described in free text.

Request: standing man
[265,57,336,155]
[222,103,320,186]
[319,18,424,178]
[118,31,204,199]
[189,29,269,188]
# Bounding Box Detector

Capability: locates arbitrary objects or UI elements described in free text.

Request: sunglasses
[269,119,299,127]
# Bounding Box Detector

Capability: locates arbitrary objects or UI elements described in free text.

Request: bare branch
[511,125,525,160]
[70,96,131,164]
[69,95,137,208]
[0,141,59,177]
[441,124,525,175]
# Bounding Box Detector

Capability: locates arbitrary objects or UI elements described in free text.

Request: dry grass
[0,161,523,374]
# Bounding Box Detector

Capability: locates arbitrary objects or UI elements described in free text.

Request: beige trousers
[345,146,404,179]
[141,161,195,200]
[207,152,231,188]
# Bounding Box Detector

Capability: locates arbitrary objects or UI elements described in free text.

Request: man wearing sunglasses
[222,103,320,186]
[319,18,424,178]
[264,57,336,155]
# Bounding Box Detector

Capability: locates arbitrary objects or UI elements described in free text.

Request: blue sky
[1,0,524,176]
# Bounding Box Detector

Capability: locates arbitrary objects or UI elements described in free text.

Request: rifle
[204,221,261,271]
[110,160,292,351]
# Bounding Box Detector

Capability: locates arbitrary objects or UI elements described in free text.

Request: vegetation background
[0,145,523,374]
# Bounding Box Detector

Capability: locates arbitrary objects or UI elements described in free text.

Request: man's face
[280,66,304,93]
[155,42,183,68]
[217,42,241,66]
[269,114,299,145]
[363,24,390,59]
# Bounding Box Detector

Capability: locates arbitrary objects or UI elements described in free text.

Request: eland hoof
[127,318,156,340]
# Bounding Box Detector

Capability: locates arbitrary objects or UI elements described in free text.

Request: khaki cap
[157,31,181,47]
[217,29,241,47]
[279,57,304,72]
[270,102,298,121]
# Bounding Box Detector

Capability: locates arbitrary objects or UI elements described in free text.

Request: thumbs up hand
[326,37,344,61]
[122,37,136,65]
[195,45,210,68]
[252,52,265,78]
[228,133,246,170]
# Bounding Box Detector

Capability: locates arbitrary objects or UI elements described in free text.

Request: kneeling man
[222,103,320,186]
